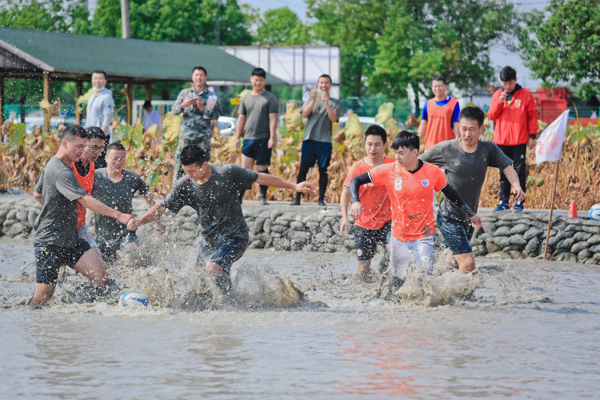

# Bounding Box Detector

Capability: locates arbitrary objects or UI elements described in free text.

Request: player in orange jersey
[341,125,395,278]
[349,131,482,291]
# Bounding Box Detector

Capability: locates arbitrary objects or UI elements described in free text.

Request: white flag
[536,110,569,165]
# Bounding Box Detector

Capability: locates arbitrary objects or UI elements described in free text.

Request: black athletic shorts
[34,239,91,285]
[353,221,391,261]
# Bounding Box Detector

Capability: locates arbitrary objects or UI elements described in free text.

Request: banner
[536,110,569,165]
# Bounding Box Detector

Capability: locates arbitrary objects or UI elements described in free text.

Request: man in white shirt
[142,100,162,131]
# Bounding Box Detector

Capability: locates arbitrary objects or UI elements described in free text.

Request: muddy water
[1,237,600,399]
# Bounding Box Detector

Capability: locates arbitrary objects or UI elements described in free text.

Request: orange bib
[72,162,95,229]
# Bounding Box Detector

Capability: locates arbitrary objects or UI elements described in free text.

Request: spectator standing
[172,66,221,181]
[418,75,460,151]
[291,74,342,207]
[487,66,538,212]
[234,68,278,205]
[85,70,115,169]
[142,100,162,131]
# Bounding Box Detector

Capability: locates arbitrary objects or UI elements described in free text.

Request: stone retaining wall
[2,195,600,264]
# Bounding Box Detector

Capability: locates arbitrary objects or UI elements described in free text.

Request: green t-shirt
[239,91,278,140]
[301,97,343,143]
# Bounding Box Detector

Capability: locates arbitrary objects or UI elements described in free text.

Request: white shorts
[390,234,436,281]
[78,224,98,248]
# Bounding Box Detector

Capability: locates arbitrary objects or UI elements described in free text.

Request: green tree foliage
[90,0,252,45]
[254,7,312,45]
[0,0,90,32]
[519,0,600,98]
[307,0,516,101]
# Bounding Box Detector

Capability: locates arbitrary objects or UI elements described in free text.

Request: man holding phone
[291,74,342,206]
[172,66,221,181]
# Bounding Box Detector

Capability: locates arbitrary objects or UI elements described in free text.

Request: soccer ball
[120,292,149,308]
[590,204,600,221]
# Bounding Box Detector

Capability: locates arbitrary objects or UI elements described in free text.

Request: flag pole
[543,157,561,260]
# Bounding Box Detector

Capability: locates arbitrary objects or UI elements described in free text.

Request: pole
[543,159,561,260]
[0,74,4,123]
[121,0,130,39]
[43,72,50,132]
[126,79,133,125]
[75,80,83,125]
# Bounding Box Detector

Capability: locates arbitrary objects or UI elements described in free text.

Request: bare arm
[234,114,246,148]
[325,101,338,123]
[301,90,317,118]
[503,165,526,202]
[77,195,133,225]
[255,173,314,192]
[453,122,460,138]
[34,192,42,205]
[143,192,156,207]
[127,203,167,231]
[340,189,351,236]
[418,120,427,139]
[268,113,278,148]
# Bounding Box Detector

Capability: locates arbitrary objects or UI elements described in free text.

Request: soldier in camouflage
[172,66,221,181]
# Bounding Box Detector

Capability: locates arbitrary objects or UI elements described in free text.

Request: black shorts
[242,138,272,166]
[34,239,91,285]
[300,140,332,170]
[353,221,391,261]
[196,235,249,274]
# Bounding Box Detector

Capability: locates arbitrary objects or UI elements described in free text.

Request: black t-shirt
[162,164,259,247]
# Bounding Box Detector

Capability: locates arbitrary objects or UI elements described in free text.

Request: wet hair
[432,75,447,85]
[60,124,87,142]
[500,66,517,82]
[85,126,106,141]
[143,100,153,109]
[365,124,387,144]
[181,144,209,166]
[318,74,332,84]
[107,142,126,153]
[459,106,485,127]
[251,67,266,78]
[391,130,420,152]
[92,70,108,79]
[193,66,207,76]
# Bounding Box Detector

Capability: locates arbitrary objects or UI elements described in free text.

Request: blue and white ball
[590,204,600,221]
[120,292,149,308]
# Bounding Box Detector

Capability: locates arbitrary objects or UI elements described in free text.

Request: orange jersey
[368,161,446,241]
[423,97,459,150]
[343,156,396,230]
[72,162,95,229]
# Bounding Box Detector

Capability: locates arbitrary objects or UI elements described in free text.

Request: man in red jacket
[488,66,538,212]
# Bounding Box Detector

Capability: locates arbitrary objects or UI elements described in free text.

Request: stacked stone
[3,195,600,264]
[243,208,356,253]
[471,213,600,263]
[0,196,41,238]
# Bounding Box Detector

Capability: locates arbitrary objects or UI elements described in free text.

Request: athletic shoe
[513,201,524,212]
[290,198,301,206]
[260,197,270,206]
[318,199,327,207]
[493,200,510,211]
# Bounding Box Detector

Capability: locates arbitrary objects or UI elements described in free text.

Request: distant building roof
[0,27,288,85]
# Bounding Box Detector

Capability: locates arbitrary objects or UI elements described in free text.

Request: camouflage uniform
[172,86,221,180]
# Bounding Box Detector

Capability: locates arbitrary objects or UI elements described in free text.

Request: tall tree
[0,0,90,32]
[307,0,516,102]
[91,0,253,45]
[307,0,385,97]
[519,0,600,98]
[254,7,312,45]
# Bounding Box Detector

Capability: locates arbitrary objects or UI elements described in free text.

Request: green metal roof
[0,27,288,85]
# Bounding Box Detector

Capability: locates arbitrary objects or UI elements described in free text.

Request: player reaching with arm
[127,145,314,294]
[349,131,481,291]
